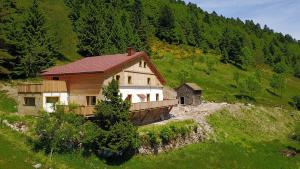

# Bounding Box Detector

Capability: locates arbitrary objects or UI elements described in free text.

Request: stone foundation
[138,125,209,155]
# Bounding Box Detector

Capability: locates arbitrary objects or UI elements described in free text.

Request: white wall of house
[42,92,68,112]
[119,86,163,103]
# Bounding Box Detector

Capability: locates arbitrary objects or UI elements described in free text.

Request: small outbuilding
[176,83,202,106]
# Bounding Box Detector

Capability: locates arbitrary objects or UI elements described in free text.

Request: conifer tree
[95,79,139,155]
[132,0,149,52]
[77,2,112,56]
[16,0,58,77]
[0,0,17,76]
[157,5,176,43]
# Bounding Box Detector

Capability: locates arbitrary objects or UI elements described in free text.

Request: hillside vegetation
[0,0,299,109]
[151,39,300,108]
[0,105,299,168]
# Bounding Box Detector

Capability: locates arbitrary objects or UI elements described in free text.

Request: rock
[33,163,42,169]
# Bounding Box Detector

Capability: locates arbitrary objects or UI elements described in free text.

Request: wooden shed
[176,83,202,106]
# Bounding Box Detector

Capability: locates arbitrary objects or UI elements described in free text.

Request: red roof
[42,51,166,84]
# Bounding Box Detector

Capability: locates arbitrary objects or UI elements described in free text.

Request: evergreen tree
[16,0,58,77]
[0,0,17,77]
[156,5,176,43]
[132,0,149,52]
[77,2,112,56]
[95,79,139,155]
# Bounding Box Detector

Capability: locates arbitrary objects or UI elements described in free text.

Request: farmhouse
[176,83,202,106]
[17,48,178,124]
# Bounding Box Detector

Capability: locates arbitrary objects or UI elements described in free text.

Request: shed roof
[177,83,203,91]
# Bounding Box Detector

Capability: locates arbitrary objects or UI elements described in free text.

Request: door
[45,97,59,112]
[180,97,185,104]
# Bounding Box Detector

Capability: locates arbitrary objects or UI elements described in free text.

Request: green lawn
[0,105,299,169]
[0,91,17,113]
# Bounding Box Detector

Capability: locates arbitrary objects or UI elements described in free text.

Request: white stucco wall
[119,86,163,103]
[42,92,68,112]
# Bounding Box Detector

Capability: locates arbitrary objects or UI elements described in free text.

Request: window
[128,76,132,84]
[126,94,132,102]
[52,77,59,80]
[116,75,120,82]
[24,97,35,106]
[147,78,151,85]
[144,62,147,68]
[156,94,159,101]
[139,61,142,67]
[46,97,59,104]
[146,94,150,102]
[86,96,96,106]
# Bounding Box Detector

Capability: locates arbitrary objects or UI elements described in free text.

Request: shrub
[273,62,287,74]
[34,109,85,154]
[291,96,300,110]
[160,127,174,144]
[147,131,160,146]
[179,126,189,137]
[98,121,139,155]
[80,121,101,151]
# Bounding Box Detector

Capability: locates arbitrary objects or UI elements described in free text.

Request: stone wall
[138,125,209,155]
[18,93,42,115]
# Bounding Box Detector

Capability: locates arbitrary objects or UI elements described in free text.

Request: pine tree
[132,0,149,52]
[95,79,139,155]
[77,2,112,56]
[156,5,176,43]
[0,0,17,77]
[16,0,58,77]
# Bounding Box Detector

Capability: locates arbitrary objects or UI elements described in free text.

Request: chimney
[127,47,136,56]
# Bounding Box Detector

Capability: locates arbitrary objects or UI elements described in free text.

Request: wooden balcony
[18,80,67,93]
[69,99,178,116]
[130,99,178,111]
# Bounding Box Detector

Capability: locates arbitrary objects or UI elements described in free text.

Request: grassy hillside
[0,91,17,113]
[151,39,300,109]
[0,105,299,168]
[10,0,299,109]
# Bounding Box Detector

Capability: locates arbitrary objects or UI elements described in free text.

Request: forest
[0,0,300,79]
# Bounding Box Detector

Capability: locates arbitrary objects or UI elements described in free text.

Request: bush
[273,62,287,74]
[147,131,160,146]
[160,127,175,144]
[98,121,139,155]
[34,109,85,154]
[139,120,198,146]
[291,96,300,110]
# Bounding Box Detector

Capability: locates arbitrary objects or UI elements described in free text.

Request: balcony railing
[65,99,178,116]
[130,99,178,111]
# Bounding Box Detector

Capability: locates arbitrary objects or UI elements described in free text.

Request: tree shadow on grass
[96,149,136,166]
[234,94,256,102]
[266,89,280,97]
